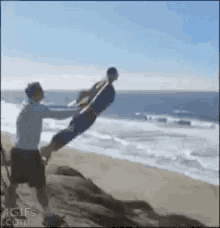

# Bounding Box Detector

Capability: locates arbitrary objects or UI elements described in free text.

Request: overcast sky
[1,1,219,91]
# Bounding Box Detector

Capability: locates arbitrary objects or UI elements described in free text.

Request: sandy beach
[1,132,219,227]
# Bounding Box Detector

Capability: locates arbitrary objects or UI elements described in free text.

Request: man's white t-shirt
[15,101,79,150]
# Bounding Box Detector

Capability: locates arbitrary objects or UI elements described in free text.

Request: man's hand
[77,80,107,110]
[78,96,91,108]
[40,145,52,166]
[95,81,105,91]
[77,90,93,103]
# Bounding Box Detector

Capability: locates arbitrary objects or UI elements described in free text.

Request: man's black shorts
[10,148,46,188]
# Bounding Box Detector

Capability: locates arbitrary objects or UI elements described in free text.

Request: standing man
[3,82,81,226]
[41,67,119,163]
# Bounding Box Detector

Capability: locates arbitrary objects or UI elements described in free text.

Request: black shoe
[42,214,67,227]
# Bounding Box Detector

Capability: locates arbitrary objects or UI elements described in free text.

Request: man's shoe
[42,213,68,227]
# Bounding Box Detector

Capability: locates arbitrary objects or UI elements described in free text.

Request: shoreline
[1,130,218,187]
[1,131,219,226]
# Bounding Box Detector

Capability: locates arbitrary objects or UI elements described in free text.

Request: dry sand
[1,132,219,227]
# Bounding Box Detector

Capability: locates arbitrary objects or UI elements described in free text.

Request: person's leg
[35,184,50,216]
[4,148,26,213]
[40,125,79,162]
[35,185,67,227]
[28,150,51,216]
[2,182,19,228]
[30,151,66,226]
[4,183,18,212]
[41,113,96,161]
[50,125,79,151]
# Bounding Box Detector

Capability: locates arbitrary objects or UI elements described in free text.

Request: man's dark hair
[107,67,118,76]
[25,82,43,99]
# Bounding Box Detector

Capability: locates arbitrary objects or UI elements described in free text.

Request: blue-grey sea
[1,90,219,185]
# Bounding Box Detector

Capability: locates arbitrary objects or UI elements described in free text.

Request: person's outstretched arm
[35,105,81,120]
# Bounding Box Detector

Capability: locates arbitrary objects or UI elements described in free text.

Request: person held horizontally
[41,67,119,162]
[4,82,81,226]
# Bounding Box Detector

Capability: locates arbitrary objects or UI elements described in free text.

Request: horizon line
[1,89,218,93]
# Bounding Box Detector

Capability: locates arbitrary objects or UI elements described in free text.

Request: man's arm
[36,105,81,120]
[76,90,93,104]
[76,80,106,104]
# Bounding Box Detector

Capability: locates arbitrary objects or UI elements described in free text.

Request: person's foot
[42,213,68,227]
[40,145,52,165]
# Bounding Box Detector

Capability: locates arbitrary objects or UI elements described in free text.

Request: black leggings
[50,113,96,151]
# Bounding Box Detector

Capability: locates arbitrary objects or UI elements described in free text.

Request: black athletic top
[69,83,115,133]
[92,84,115,116]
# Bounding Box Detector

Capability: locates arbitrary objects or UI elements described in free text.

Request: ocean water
[1,90,219,185]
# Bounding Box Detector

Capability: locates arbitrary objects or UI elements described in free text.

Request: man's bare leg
[35,185,50,217]
[4,183,18,216]
[35,185,66,226]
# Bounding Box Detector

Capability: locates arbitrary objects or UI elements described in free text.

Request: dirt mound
[1,165,206,227]
[47,164,85,178]
[45,165,205,227]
